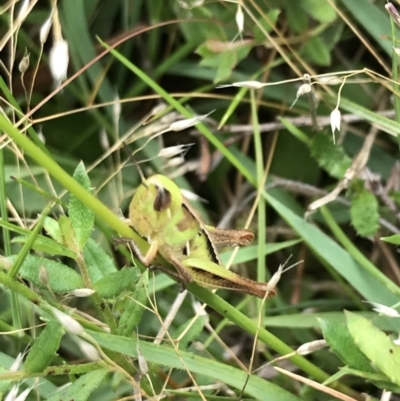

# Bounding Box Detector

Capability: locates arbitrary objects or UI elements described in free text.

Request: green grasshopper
[121,174,276,299]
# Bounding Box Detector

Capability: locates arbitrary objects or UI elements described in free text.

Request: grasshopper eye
[153,186,171,211]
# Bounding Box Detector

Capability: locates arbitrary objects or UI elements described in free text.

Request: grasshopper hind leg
[149,264,189,292]
[150,252,194,292]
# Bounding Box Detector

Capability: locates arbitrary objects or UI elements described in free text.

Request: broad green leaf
[381,234,400,245]
[319,318,373,372]
[340,366,400,392]
[12,235,77,259]
[265,312,400,332]
[220,239,301,265]
[84,238,117,282]
[117,274,148,337]
[17,254,84,292]
[345,311,400,386]
[25,321,64,373]
[302,36,331,66]
[310,133,351,178]
[286,2,308,33]
[339,0,392,56]
[215,51,237,83]
[89,330,303,401]
[68,162,95,251]
[94,267,141,298]
[46,368,108,401]
[301,0,337,23]
[350,190,379,237]
[264,192,400,305]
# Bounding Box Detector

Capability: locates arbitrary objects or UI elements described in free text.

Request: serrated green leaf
[318,318,373,372]
[117,275,148,337]
[25,320,64,373]
[46,368,108,401]
[310,133,351,178]
[68,162,95,251]
[345,311,400,386]
[84,238,117,282]
[94,267,141,298]
[16,254,84,292]
[350,190,379,237]
[43,216,63,243]
[174,315,208,350]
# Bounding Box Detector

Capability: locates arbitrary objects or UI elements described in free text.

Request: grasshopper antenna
[121,142,146,184]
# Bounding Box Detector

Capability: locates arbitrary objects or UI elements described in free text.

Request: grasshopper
[121,174,276,299]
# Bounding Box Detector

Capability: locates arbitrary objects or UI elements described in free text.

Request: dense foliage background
[1,1,400,400]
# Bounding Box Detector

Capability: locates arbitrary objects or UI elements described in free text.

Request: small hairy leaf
[16,254,84,292]
[346,311,400,386]
[43,216,63,243]
[68,162,95,251]
[25,320,64,373]
[310,133,351,178]
[46,368,108,401]
[94,267,141,298]
[117,275,148,337]
[84,238,117,282]
[59,215,77,252]
[350,190,379,237]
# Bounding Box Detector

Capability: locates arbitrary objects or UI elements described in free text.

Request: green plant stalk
[389,14,400,148]
[0,362,102,380]
[0,149,11,257]
[250,90,267,311]
[0,114,142,244]
[98,39,256,185]
[8,204,51,278]
[0,271,42,304]
[320,206,400,297]
[0,141,23,332]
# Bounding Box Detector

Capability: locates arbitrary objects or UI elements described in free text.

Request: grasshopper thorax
[129,174,184,238]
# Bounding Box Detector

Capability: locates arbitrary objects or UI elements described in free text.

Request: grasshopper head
[129,174,183,237]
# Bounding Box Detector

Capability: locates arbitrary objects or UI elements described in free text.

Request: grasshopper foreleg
[113,237,158,266]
